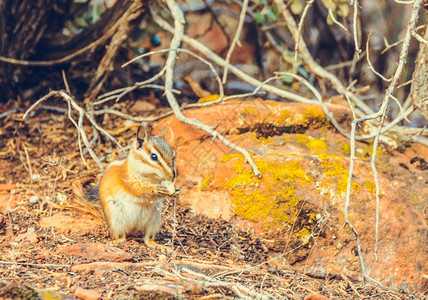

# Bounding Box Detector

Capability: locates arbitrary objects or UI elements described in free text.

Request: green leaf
[279,74,294,84]
[255,12,266,24]
[267,7,278,22]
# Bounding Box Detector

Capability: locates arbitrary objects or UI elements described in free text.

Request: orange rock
[71,261,157,273]
[60,242,133,262]
[130,100,156,112]
[0,183,16,191]
[39,211,103,235]
[135,279,202,295]
[304,294,330,300]
[14,227,38,244]
[154,99,428,292]
[74,287,101,300]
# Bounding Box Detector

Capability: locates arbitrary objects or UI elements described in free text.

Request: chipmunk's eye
[150,153,158,161]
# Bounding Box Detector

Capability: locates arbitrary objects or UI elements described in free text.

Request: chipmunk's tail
[72,181,105,221]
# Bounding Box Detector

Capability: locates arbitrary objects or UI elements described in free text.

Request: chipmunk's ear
[158,126,166,139]
[136,123,149,149]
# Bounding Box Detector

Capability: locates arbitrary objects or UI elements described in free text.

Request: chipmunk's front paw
[157,181,177,196]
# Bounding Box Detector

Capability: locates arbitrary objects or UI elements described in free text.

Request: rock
[14,227,38,244]
[0,281,74,300]
[74,287,102,300]
[135,279,203,296]
[130,100,156,112]
[0,183,16,191]
[39,211,103,235]
[28,195,40,204]
[71,261,158,273]
[304,295,330,300]
[60,242,133,262]
[155,99,428,292]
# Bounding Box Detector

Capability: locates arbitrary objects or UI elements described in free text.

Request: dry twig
[154,0,261,177]
[344,0,423,286]
[152,10,316,105]
[222,0,249,84]
[274,0,375,116]
[22,91,126,171]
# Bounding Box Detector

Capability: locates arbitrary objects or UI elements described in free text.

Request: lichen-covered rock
[156,99,428,292]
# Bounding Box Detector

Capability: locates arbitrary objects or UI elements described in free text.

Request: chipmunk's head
[129,124,176,182]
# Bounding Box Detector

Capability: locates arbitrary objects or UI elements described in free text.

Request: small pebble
[29,195,40,204]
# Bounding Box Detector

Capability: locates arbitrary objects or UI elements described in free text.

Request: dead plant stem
[222,0,249,84]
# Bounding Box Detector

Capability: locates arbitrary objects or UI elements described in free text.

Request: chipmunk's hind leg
[108,234,126,245]
[144,234,171,253]
[143,201,171,252]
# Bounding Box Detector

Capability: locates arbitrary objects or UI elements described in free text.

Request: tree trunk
[408,4,428,120]
[0,0,72,101]
[0,0,148,102]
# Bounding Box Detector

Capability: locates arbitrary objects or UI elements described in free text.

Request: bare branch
[158,0,261,177]
[295,0,315,61]
[222,0,249,84]
[152,10,317,105]
[351,0,362,56]
[327,0,348,32]
[344,0,423,280]
[273,0,375,116]
[366,31,393,82]
[122,48,224,101]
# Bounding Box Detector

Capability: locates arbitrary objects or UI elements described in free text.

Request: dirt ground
[0,99,424,299]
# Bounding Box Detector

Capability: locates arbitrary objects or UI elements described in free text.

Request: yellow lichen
[224,156,313,228]
[242,107,259,117]
[364,180,376,195]
[275,110,292,124]
[307,139,327,152]
[220,153,243,164]
[340,141,351,155]
[318,154,361,195]
[296,134,309,144]
[303,106,326,126]
[296,134,327,152]
[357,143,384,161]
[200,174,212,191]
[197,94,222,103]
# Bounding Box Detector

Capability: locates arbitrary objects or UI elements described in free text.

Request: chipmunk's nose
[174,187,181,195]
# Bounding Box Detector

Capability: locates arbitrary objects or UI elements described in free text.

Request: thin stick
[23,144,33,180]
[122,48,224,101]
[94,84,181,106]
[93,108,175,122]
[366,31,392,82]
[327,0,348,32]
[412,30,428,46]
[0,260,69,268]
[152,10,316,105]
[381,38,404,54]
[157,0,261,177]
[371,0,422,260]
[345,116,369,277]
[222,0,249,84]
[24,91,104,170]
[351,0,362,56]
[275,71,352,139]
[273,0,375,116]
[295,0,315,60]
[67,96,86,166]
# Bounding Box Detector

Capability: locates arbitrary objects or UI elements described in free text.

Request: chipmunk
[73,123,179,250]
